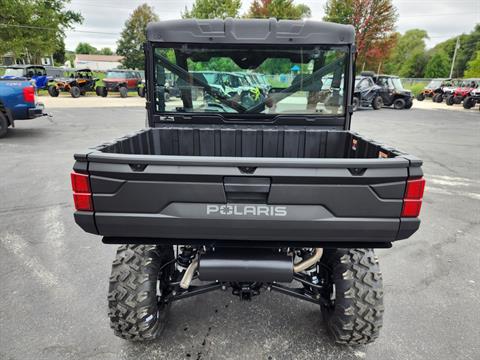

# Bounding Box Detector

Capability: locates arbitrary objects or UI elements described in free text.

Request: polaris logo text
[206,204,287,217]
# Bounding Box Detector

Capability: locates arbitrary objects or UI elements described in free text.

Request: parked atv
[435,79,461,103]
[1,64,52,90]
[416,78,450,101]
[48,68,98,98]
[463,87,480,109]
[96,69,143,98]
[353,76,383,111]
[446,79,479,106]
[363,72,413,109]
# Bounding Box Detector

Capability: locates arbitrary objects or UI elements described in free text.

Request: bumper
[28,103,45,118]
[74,206,420,247]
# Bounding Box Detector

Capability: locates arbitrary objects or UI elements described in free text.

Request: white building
[74,54,124,71]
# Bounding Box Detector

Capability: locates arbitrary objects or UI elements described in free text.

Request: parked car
[446,79,479,106]
[71,18,425,346]
[96,70,143,98]
[0,78,45,138]
[364,72,413,109]
[48,68,98,98]
[353,75,383,111]
[416,78,450,101]
[463,87,480,109]
[1,64,51,90]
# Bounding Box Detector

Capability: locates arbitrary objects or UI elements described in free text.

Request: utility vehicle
[446,79,479,106]
[416,78,450,101]
[48,68,97,98]
[0,64,52,90]
[368,73,413,109]
[434,79,462,103]
[71,19,424,345]
[353,75,383,111]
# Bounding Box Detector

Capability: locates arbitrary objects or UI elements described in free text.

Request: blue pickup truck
[0,79,45,138]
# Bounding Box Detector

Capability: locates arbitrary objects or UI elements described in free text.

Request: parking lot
[0,103,479,360]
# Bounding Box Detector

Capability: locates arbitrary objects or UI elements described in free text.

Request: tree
[99,47,114,56]
[0,0,83,63]
[183,0,241,19]
[323,0,397,70]
[53,38,66,65]
[116,4,158,70]
[384,29,429,77]
[430,24,480,77]
[246,0,311,19]
[424,51,450,78]
[75,42,98,54]
[364,32,398,73]
[464,50,480,78]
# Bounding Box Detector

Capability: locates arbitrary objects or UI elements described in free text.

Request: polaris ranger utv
[71,19,425,345]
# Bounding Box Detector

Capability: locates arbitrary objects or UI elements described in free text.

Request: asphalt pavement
[0,105,479,360]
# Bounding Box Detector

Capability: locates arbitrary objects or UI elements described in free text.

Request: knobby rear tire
[108,244,174,341]
[463,96,474,109]
[321,248,384,345]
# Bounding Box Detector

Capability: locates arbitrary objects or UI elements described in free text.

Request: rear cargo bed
[97,126,399,159]
[74,126,422,247]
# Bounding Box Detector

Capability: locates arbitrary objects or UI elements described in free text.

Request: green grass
[403,82,428,96]
[94,71,105,86]
[267,78,289,89]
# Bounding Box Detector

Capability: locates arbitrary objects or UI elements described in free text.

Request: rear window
[153,45,349,116]
[106,72,127,79]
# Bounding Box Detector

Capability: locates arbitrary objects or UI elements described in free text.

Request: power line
[0,23,119,35]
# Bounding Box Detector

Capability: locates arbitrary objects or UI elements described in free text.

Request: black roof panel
[146,18,355,45]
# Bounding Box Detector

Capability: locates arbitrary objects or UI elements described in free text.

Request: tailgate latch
[223,177,271,203]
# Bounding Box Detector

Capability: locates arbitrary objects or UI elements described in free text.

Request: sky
[64,0,480,51]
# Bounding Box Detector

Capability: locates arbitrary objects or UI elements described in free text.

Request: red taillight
[404,178,425,199]
[73,193,93,211]
[402,177,425,217]
[71,172,90,193]
[71,172,93,211]
[23,86,35,103]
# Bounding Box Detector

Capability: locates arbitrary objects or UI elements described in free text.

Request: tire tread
[108,245,173,341]
[323,248,384,345]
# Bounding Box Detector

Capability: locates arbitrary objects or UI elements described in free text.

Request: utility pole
[449,37,460,78]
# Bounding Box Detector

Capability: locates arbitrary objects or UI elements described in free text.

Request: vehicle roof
[376,74,399,78]
[146,18,355,45]
[4,64,46,69]
[106,69,137,72]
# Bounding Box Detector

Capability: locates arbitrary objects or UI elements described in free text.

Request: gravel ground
[0,106,479,360]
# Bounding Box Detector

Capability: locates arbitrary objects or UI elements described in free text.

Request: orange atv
[416,78,450,101]
[48,68,98,98]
